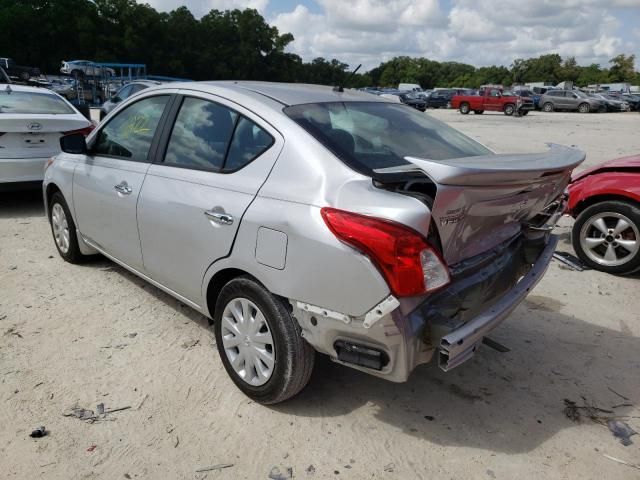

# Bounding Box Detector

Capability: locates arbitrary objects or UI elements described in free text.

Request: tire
[48,192,87,264]
[521,110,529,116]
[572,200,640,275]
[213,276,315,404]
[504,103,515,116]
[578,103,590,113]
[543,102,554,112]
[459,103,470,114]
[19,71,30,81]
[474,110,484,114]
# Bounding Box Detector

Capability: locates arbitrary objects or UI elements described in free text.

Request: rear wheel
[543,102,554,112]
[504,104,515,116]
[459,103,470,114]
[578,103,590,113]
[213,276,315,404]
[49,192,86,264]
[572,200,640,275]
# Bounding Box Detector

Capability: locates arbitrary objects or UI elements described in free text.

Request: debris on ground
[181,339,200,349]
[4,327,22,338]
[384,463,395,473]
[602,454,640,471]
[608,387,631,402]
[195,463,233,473]
[29,426,47,438]
[306,465,316,475]
[552,251,588,271]
[63,404,131,423]
[424,415,435,421]
[607,420,637,446]
[268,466,293,479]
[87,445,97,452]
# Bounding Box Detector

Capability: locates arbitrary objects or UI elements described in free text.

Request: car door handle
[114,183,132,195]
[204,210,233,225]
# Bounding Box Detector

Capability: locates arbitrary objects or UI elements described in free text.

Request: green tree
[609,54,636,82]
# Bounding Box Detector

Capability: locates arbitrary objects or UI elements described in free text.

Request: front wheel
[49,192,87,263]
[578,103,590,113]
[572,200,640,275]
[459,103,470,114]
[213,276,315,404]
[543,102,554,112]
[504,104,515,116]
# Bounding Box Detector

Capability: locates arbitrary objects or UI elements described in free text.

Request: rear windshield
[284,101,491,174]
[0,91,74,114]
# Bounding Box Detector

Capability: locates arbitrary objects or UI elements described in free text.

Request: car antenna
[333,64,362,92]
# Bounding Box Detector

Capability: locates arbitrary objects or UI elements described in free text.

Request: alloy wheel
[580,212,639,267]
[51,203,70,254]
[220,297,275,386]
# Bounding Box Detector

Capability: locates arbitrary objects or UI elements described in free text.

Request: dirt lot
[1,110,639,479]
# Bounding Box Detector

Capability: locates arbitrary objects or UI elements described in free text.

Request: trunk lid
[376,144,585,265]
[0,114,89,159]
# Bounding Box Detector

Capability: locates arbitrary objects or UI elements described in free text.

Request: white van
[398,83,422,92]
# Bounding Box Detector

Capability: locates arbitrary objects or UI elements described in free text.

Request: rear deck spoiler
[373,144,585,186]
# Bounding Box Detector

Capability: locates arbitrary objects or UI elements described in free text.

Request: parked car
[60,60,115,78]
[568,155,640,274]
[587,93,630,112]
[539,90,603,113]
[425,89,455,108]
[0,85,93,190]
[617,93,640,111]
[452,86,534,115]
[0,66,10,84]
[0,57,40,82]
[44,82,583,403]
[48,79,75,98]
[396,92,427,111]
[99,80,161,120]
[398,83,422,92]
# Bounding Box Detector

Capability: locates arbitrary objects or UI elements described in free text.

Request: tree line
[1,0,638,89]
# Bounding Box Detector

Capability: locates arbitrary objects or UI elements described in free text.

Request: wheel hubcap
[580,212,639,267]
[51,203,70,254]
[221,298,275,386]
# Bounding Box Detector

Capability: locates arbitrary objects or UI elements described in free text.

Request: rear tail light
[321,207,450,297]
[62,125,95,137]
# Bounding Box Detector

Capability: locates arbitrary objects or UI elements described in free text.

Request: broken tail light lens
[321,207,450,297]
[62,125,95,137]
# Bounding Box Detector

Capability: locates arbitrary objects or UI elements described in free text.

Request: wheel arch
[571,193,640,218]
[204,267,262,322]
[44,182,62,218]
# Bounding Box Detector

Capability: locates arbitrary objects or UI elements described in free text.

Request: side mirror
[60,133,87,154]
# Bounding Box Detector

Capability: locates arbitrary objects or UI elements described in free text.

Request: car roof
[1,84,60,94]
[192,81,389,106]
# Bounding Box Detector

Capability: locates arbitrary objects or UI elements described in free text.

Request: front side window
[0,91,74,114]
[284,101,491,175]
[93,95,168,161]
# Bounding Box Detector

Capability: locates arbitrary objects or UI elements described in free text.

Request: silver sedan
[43,82,583,403]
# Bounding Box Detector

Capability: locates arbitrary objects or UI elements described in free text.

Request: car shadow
[0,189,45,219]
[71,238,639,454]
[271,302,639,454]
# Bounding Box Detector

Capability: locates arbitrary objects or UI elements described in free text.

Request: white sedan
[0,85,93,190]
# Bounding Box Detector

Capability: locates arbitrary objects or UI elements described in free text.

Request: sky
[146,0,640,70]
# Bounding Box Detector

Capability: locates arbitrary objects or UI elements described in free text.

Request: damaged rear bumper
[438,235,557,370]
[292,234,558,383]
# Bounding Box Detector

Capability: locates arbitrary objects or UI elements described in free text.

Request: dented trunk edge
[289,232,559,382]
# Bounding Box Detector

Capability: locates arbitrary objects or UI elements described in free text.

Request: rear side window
[93,95,169,162]
[163,97,274,172]
[164,97,238,171]
[0,91,74,114]
[284,101,491,175]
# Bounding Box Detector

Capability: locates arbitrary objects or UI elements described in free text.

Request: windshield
[574,91,588,98]
[0,91,74,114]
[284,102,491,174]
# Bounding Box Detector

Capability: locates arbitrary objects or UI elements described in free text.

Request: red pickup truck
[451,85,534,116]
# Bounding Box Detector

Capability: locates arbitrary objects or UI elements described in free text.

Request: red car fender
[568,171,640,216]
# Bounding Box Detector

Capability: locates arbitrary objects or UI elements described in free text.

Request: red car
[567,155,640,274]
[451,85,534,116]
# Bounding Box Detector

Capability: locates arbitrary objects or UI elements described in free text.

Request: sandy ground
[1,110,639,480]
